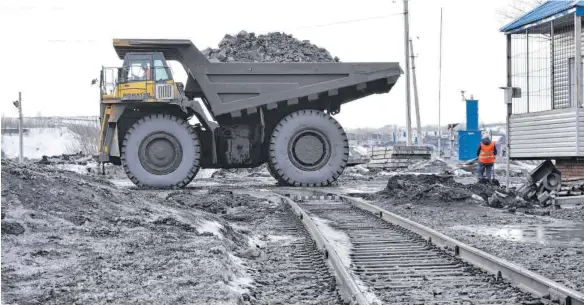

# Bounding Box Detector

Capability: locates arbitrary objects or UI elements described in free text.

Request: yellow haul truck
[98,39,402,188]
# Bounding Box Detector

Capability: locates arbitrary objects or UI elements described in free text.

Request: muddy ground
[3,157,584,304]
[0,160,274,305]
[1,160,349,305]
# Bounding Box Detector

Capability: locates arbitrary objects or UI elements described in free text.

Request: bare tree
[497,0,546,23]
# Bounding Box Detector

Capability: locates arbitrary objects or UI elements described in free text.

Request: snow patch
[1,127,78,159]
[248,234,298,248]
[354,165,370,173]
[312,217,351,267]
[471,194,485,202]
[377,171,394,176]
[227,253,254,294]
[312,216,382,304]
[197,220,224,239]
[353,146,369,157]
[196,169,220,179]
[109,179,135,188]
[454,169,472,177]
[247,235,267,248]
[268,235,297,242]
[55,163,96,175]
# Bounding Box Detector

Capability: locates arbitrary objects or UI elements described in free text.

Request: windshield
[124,59,151,82]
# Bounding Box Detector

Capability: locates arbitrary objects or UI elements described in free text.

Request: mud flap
[99,124,115,162]
[110,126,120,157]
[99,104,127,162]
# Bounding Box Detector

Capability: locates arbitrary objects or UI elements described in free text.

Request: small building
[500,0,584,177]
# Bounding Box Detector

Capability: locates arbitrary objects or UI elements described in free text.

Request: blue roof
[500,0,584,33]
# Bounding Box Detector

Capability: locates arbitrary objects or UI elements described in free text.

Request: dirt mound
[375,174,474,202]
[203,31,338,63]
[0,159,256,304]
[368,174,533,208]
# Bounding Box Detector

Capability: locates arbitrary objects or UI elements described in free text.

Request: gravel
[203,30,339,63]
[550,206,584,222]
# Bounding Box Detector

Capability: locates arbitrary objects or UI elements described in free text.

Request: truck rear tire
[268,109,349,186]
[121,114,200,188]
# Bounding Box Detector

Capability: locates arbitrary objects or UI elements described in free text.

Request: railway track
[234,191,344,305]
[264,189,584,305]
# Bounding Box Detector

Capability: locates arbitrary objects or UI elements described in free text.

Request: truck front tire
[268,109,349,186]
[121,114,200,188]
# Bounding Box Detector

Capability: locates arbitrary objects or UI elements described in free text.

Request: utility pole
[437,7,444,156]
[410,38,422,145]
[403,0,412,146]
[12,92,23,163]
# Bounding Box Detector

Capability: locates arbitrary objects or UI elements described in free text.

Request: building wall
[556,158,584,178]
[509,108,578,158]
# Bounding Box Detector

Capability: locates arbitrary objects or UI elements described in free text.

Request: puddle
[452,222,584,246]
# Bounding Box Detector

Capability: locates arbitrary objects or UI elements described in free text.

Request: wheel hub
[138,132,183,175]
[288,129,331,171]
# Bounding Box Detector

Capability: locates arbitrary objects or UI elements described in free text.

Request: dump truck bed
[113,39,402,117]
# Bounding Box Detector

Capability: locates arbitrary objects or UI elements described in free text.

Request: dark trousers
[477,163,493,180]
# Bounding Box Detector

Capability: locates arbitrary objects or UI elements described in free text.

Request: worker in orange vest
[477,135,497,182]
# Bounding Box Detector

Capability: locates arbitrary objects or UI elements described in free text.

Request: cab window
[154,59,172,82]
[125,59,151,82]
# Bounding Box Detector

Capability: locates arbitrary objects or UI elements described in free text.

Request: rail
[273,193,370,305]
[309,190,584,305]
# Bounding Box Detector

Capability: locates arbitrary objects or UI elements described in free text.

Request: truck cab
[100,52,179,104]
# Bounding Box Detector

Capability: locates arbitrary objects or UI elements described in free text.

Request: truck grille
[156,84,174,100]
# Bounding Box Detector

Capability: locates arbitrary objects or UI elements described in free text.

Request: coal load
[203,31,340,63]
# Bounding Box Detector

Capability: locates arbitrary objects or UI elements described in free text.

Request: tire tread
[120,114,200,189]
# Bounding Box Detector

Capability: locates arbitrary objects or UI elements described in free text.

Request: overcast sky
[0,0,518,129]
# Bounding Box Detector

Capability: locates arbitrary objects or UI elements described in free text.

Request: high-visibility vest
[479,142,496,164]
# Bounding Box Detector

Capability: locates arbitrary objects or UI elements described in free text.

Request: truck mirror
[91,79,97,85]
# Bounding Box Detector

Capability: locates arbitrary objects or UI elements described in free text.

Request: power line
[289,13,404,31]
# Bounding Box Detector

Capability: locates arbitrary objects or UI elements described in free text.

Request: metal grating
[510,13,579,114]
[156,84,174,99]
